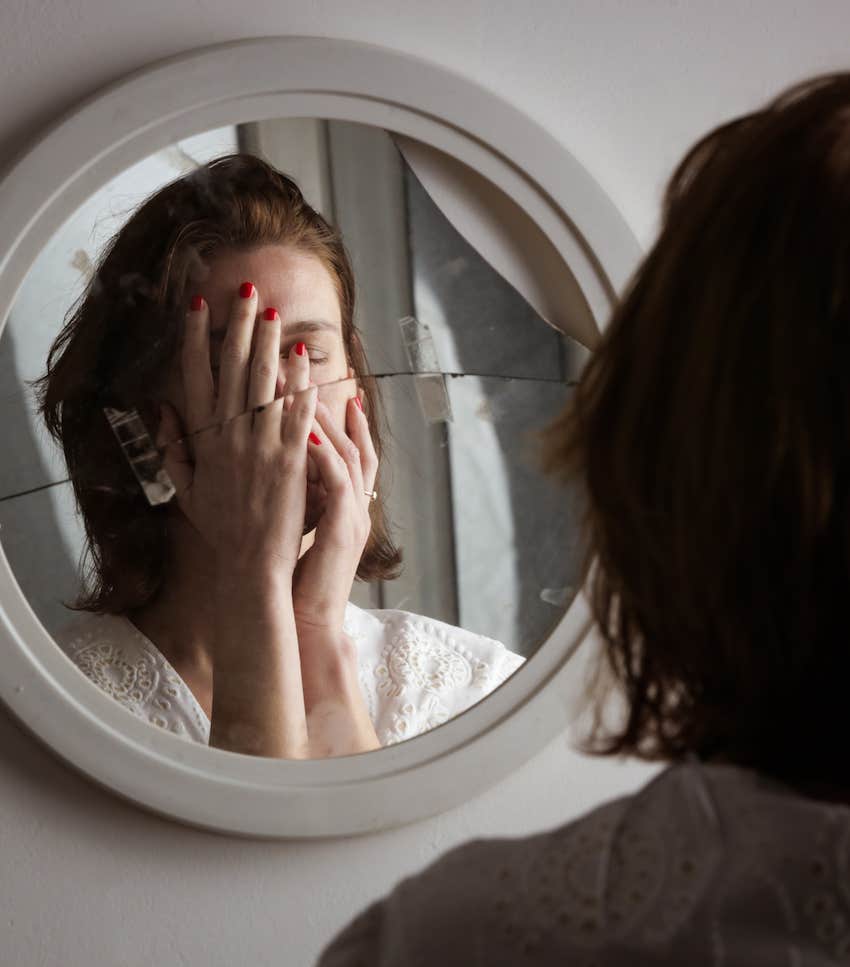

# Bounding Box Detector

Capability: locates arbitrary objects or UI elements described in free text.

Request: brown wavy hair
[34,153,402,614]
[544,73,850,788]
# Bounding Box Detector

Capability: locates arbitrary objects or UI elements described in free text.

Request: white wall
[0,2,846,965]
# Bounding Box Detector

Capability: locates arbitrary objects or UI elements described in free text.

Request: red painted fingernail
[295,342,307,357]
[239,282,255,299]
[308,432,321,446]
[353,396,363,411]
[263,307,278,321]
[190,295,205,311]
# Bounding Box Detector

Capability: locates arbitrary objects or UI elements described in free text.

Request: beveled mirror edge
[0,35,641,837]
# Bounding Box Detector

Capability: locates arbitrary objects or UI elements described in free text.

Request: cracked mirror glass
[0,119,592,759]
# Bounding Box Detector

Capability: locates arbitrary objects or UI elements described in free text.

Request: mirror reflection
[0,119,589,758]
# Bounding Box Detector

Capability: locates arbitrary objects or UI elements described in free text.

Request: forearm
[209,568,309,759]
[299,631,381,757]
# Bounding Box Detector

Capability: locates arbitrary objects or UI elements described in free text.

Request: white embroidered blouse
[52,602,525,748]
[318,759,850,966]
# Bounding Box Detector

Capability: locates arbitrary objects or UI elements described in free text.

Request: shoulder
[54,611,150,673]
[321,764,850,966]
[54,612,168,712]
[344,603,525,744]
[53,611,209,742]
[345,602,524,684]
[319,763,751,966]
[318,794,635,966]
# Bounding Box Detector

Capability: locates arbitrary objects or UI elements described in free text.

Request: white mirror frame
[0,36,640,838]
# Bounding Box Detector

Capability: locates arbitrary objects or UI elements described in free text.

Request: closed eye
[210,353,328,371]
[280,351,328,365]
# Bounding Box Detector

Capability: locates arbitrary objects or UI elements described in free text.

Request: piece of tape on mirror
[398,316,453,425]
[103,406,176,506]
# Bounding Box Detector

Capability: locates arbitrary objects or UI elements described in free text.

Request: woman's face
[211,244,352,413]
[166,243,355,430]
[162,244,356,534]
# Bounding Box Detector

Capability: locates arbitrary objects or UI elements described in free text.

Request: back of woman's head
[35,153,400,614]
[546,73,850,787]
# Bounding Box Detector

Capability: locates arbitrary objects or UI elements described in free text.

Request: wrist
[297,627,358,668]
[292,598,348,641]
[213,566,296,654]
[221,538,301,576]
[216,560,293,596]
[299,631,364,722]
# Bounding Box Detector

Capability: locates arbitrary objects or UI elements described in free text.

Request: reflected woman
[36,154,523,758]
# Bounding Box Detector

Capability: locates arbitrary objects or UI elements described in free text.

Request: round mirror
[1,118,586,753]
[0,37,640,835]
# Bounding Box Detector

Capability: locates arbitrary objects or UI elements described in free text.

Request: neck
[126,519,215,675]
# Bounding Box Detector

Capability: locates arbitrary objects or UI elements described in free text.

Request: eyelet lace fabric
[52,603,524,748]
[318,761,850,966]
[55,614,209,742]
[354,609,524,746]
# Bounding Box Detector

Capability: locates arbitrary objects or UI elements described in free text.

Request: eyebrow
[210,319,340,340]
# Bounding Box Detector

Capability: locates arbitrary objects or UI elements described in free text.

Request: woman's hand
[296,396,381,755]
[277,346,381,755]
[158,285,316,577]
[156,283,316,758]
[293,397,377,636]
[271,339,378,636]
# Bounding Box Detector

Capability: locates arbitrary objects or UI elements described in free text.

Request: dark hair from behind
[33,153,402,614]
[543,73,850,789]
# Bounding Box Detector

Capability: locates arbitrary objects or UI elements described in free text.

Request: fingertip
[185,297,209,324]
